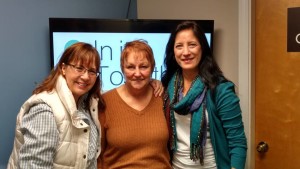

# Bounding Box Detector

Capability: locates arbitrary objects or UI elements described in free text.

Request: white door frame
[238,0,255,168]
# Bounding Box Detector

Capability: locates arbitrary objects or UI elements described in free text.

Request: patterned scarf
[164,71,207,165]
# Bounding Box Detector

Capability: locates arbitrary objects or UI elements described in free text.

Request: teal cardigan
[206,81,247,169]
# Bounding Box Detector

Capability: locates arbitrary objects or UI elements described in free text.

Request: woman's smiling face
[122,52,152,91]
[174,29,202,75]
[62,62,98,102]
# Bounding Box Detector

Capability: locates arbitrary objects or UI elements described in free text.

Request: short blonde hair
[120,40,155,73]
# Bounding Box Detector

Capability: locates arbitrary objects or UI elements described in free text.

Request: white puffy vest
[7,76,101,169]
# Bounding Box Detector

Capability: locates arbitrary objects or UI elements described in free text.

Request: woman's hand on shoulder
[150,79,164,97]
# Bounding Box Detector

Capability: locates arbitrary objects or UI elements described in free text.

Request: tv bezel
[49,18,214,68]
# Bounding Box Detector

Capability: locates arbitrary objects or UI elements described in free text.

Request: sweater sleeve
[19,103,59,169]
[97,110,107,169]
[215,82,247,169]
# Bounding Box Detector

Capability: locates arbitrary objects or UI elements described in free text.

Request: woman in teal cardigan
[162,21,247,169]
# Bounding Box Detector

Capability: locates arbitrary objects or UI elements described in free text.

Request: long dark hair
[33,42,105,111]
[161,21,227,93]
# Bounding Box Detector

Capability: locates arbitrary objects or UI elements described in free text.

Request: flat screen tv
[49,18,214,91]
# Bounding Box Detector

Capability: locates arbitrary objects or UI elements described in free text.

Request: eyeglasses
[66,63,99,77]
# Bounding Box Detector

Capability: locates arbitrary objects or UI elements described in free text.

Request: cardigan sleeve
[214,82,247,169]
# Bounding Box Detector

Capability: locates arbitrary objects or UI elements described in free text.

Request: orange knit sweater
[98,89,171,169]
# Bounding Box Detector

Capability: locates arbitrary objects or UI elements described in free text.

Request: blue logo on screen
[64,40,79,49]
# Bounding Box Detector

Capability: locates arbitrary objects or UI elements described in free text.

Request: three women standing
[8,20,247,169]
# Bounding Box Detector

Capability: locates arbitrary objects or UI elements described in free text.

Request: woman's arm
[98,110,107,169]
[215,82,247,169]
[19,103,59,169]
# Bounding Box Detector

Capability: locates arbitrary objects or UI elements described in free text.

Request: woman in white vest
[7,42,106,169]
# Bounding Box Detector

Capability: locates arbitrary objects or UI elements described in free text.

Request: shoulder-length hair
[33,42,105,111]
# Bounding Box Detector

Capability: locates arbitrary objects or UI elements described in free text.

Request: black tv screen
[49,18,214,91]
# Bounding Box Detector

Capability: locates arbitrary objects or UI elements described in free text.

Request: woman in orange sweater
[98,40,171,169]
